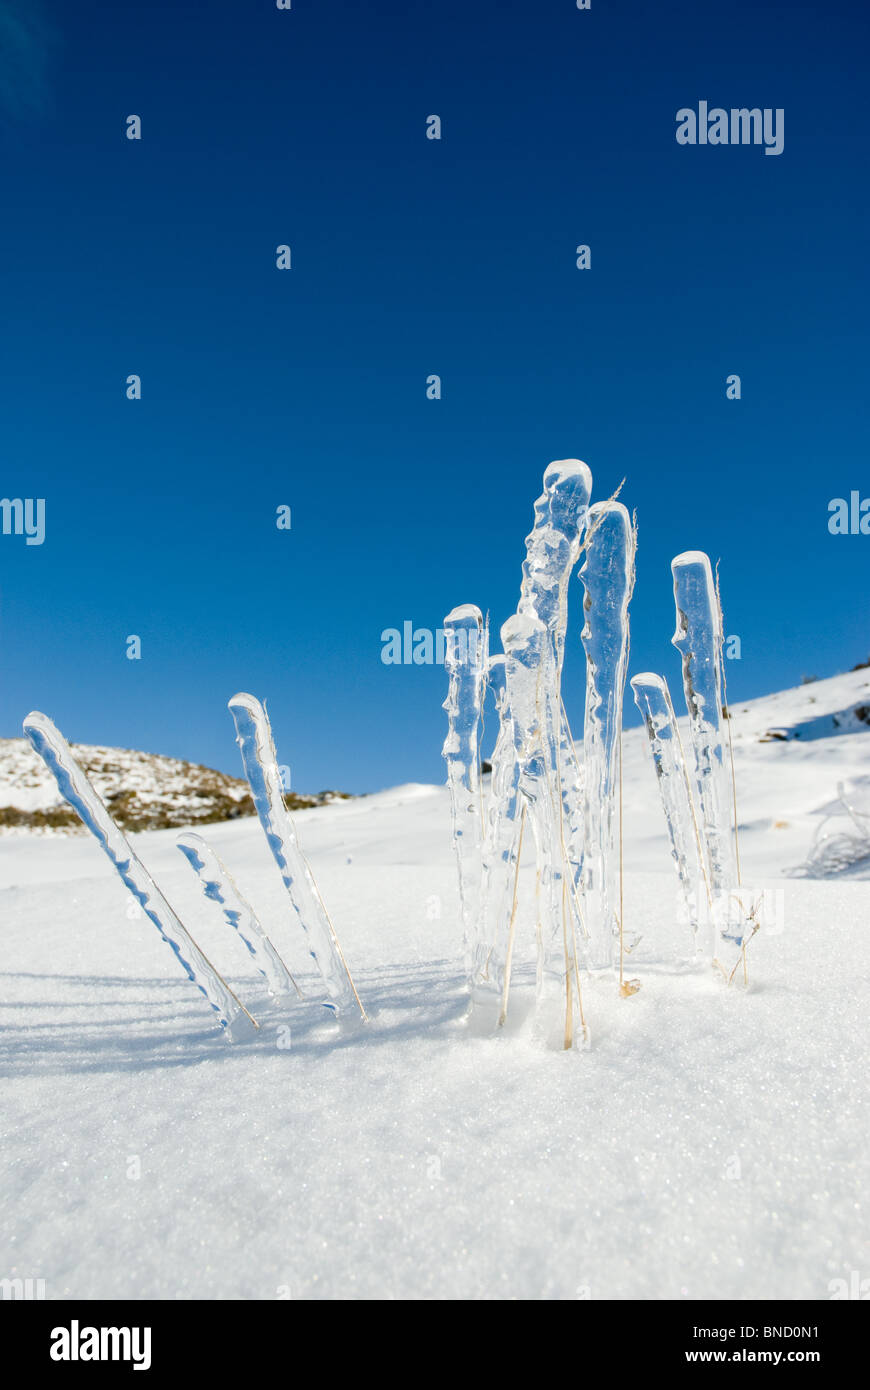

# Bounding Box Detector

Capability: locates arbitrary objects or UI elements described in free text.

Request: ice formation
[515,462,591,1035]
[228,692,366,1019]
[14,461,753,1057]
[474,653,522,1007]
[445,461,751,1046]
[519,460,591,749]
[441,604,487,979]
[177,831,299,997]
[505,610,581,1039]
[579,501,635,969]
[451,461,592,1045]
[670,552,743,967]
[671,551,736,895]
[630,673,711,956]
[23,711,255,1039]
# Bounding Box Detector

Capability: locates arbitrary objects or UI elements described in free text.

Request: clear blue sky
[1,0,868,792]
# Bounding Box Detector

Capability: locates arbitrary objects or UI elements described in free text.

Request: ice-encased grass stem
[23,711,256,1038]
[517,461,591,1041]
[473,656,522,1015]
[579,500,635,970]
[442,604,487,983]
[228,693,366,1020]
[630,673,712,959]
[671,551,736,895]
[177,831,300,998]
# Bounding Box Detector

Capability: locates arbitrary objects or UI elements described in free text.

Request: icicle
[519,458,592,776]
[503,611,582,1043]
[630,673,711,958]
[177,832,299,998]
[497,612,548,1018]
[671,551,735,891]
[519,461,592,992]
[23,711,255,1039]
[468,462,591,1041]
[228,693,365,1020]
[671,552,743,970]
[579,501,635,969]
[520,458,592,644]
[473,653,522,1012]
[441,604,487,981]
[519,459,592,784]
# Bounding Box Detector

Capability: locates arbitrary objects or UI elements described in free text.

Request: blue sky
[1,0,868,791]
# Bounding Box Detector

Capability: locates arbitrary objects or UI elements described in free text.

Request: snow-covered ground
[1,669,868,1300]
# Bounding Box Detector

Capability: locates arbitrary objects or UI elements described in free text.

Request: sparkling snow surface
[1,670,868,1300]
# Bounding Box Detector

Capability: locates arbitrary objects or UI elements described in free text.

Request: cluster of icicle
[442,460,748,1049]
[22,457,749,1050]
[23,696,366,1041]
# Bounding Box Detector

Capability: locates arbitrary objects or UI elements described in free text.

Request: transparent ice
[503,612,581,1041]
[579,501,635,969]
[472,654,521,1007]
[518,461,591,991]
[671,552,745,968]
[519,460,592,646]
[671,551,736,896]
[441,604,487,980]
[630,673,711,958]
[519,459,592,788]
[177,831,299,997]
[228,692,365,1019]
[467,461,591,1041]
[499,613,548,1003]
[556,709,586,910]
[23,711,253,1038]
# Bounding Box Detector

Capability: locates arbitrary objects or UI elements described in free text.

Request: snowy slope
[0,671,868,1300]
[0,737,253,832]
[0,737,348,833]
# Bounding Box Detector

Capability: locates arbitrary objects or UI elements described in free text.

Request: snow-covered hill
[1,667,868,1301]
[0,738,349,834]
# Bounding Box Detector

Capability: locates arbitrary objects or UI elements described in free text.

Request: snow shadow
[761,705,870,742]
[0,961,470,1078]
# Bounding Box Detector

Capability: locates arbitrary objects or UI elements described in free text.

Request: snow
[1,670,869,1299]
